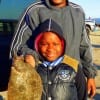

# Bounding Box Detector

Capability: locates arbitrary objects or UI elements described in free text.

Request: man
[9,0,97,99]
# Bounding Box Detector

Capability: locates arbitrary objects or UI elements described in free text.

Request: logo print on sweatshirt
[58,70,71,81]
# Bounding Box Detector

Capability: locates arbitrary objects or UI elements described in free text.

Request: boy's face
[38,32,63,62]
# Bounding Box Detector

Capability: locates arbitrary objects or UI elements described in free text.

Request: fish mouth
[11,65,24,73]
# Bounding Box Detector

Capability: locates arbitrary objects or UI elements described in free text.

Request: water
[94,18,100,24]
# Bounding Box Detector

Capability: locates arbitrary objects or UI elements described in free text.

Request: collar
[42,56,63,67]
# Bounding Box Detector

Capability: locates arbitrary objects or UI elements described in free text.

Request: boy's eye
[39,42,60,46]
[40,43,47,46]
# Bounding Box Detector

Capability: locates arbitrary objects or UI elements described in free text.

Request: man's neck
[50,2,68,8]
[55,3,67,8]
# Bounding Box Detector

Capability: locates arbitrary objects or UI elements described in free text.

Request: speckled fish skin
[8,55,43,100]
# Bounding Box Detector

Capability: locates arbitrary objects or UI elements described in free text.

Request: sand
[90,31,100,65]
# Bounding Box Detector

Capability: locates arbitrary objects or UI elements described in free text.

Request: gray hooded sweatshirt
[10,0,97,78]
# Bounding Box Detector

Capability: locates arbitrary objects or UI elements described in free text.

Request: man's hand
[87,78,96,98]
[25,54,35,68]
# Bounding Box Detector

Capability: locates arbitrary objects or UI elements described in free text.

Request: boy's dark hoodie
[34,18,65,56]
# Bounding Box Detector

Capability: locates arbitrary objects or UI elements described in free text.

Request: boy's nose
[47,44,54,50]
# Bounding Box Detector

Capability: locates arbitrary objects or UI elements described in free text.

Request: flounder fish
[8,55,42,100]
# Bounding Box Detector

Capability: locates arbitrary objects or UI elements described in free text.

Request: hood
[34,18,66,53]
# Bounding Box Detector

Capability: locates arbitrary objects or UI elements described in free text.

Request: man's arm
[80,22,97,98]
[9,14,33,58]
[9,2,41,59]
[80,25,97,78]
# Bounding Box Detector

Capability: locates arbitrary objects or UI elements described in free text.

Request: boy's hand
[25,54,35,68]
[87,78,96,98]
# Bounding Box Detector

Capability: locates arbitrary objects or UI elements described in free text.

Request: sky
[70,0,100,18]
[0,0,100,19]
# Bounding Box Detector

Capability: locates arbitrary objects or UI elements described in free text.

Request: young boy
[25,19,87,100]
